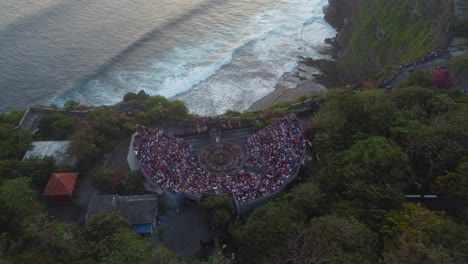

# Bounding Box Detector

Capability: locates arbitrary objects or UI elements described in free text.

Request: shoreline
[247,37,342,112]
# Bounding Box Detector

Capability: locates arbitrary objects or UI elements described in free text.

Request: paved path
[106,137,132,172]
[158,205,221,260]
[388,56,451,88]
[454,0,468,19]
[385,38,468,89]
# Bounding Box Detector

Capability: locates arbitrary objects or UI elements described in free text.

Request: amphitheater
[128,114,306,216]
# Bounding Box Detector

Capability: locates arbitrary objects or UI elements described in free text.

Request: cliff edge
[324,0,453,84]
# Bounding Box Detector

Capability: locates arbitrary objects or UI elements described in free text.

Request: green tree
[123,92,138,102]
[397,70,435,89]
[0,128,33,160]
[0,159,20,182]
[402,111,468,184]
[390,86,435,110]
[70,108,121,168]
[201,195,231,227]
[383,232,451,264]
[167,99,189,119]
[14,129,33,158]
[433,160,468,220]
[318,137,413,210]
[0,111,19,126]
[38,113,75,140]
[136,90,149,101]
[448,55,468,81]
[0,177,44,256]
[356,89,399,136]
[103,232,174,264]
[267,215,377,264]
[0,109,24,126]
[433,161,468,197]
[22,218,86,263]
[232,200,305,263]
[310,108,348,155]
[252,121,265,132]
[287,182,326,220]
[83,213,131,244]
[89,168,114,190]
[145,95,169,109]
[136,107,164,125]
[83,213,176,264]
[106,170,143,194]
[64,100,80,110]
[70,125,99,169]
[86,109,121,143]
[0,177,37,214]
[113,171,143,195]
[311,88,399,155]
[427,93,458,115]
[19,156,56,192]
[381,203,468,263]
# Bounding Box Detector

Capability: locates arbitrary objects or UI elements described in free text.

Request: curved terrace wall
[129,116,306,215]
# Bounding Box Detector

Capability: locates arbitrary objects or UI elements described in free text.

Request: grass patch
[349,0,445,66]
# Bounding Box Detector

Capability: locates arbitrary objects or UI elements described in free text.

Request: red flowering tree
[362,80,381,88]
[111,169,125,193]
[111,169,143,194]
[431,69,456,89]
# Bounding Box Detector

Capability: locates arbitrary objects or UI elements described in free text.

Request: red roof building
[43,173,79,197]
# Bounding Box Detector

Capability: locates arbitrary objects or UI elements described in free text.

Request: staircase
[229,195,237,219]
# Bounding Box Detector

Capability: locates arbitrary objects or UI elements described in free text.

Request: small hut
[43,172,79,203]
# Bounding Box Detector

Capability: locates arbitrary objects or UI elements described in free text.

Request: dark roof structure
[86,194,158,225]
[43,173,79,196]
[12,107,90,133]
[114,101,148,115]
[23,141,77,166]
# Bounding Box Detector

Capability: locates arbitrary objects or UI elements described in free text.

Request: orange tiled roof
[43,173,78,196]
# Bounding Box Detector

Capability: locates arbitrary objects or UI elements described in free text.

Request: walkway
[158,205,221,260]
[382,36,468,90]
[454,0,468,19]
[388,55,451,88]
[12,107,89,133]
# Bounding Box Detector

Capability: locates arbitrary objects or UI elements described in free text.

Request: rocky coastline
[248,0,355,111]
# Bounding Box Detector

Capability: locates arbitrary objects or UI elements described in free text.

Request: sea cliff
[324,0,453,84]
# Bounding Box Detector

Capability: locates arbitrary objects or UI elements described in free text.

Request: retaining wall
[130,132,307,216]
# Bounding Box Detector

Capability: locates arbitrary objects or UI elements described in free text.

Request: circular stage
[199,142,244,173]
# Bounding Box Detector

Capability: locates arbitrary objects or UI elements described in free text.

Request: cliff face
[324,0,453,84]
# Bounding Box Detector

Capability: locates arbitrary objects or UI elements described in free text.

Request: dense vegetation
[4,68,466,263]
[333,0,452,83]
[0,0,467,261]
[1,62,468,263]
[229,82,468,263]
[350,0,446,64]
[0,93,238,263]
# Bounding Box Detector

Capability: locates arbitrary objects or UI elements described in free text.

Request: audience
[133,114,305,204]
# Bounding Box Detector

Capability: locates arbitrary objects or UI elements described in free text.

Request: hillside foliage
[231,84,468,263]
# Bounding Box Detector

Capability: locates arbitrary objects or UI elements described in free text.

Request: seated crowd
[133,114,305,204]
[244,114,304,171]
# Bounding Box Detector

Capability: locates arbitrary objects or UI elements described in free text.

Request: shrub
[252,122,266,132]
[90,168,114,190]
[431,70,455,89]
[122,92,137,102]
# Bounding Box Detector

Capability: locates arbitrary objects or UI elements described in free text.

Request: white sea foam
[177,0,336,115]
[52,0,336,115]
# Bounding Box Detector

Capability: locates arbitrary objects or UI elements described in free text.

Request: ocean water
[0,0,335,115]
